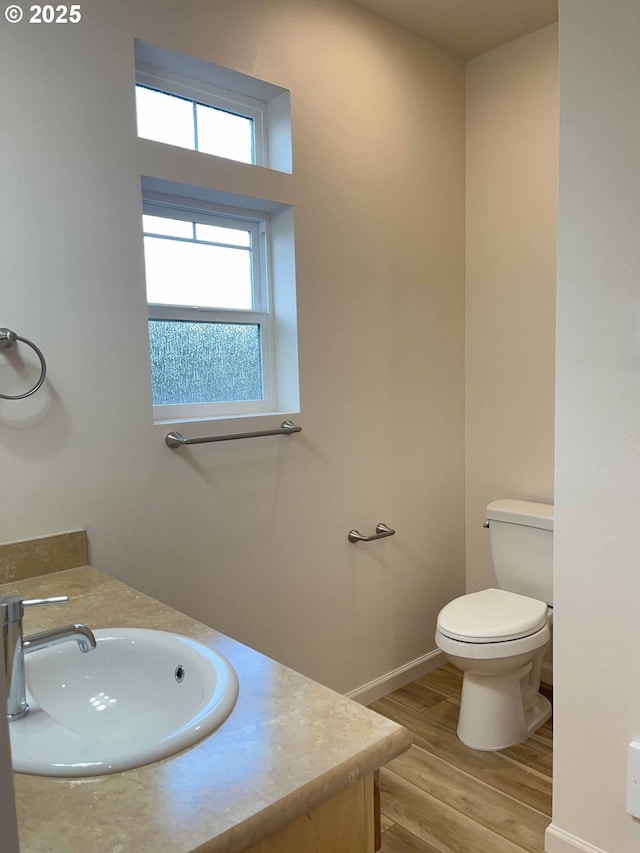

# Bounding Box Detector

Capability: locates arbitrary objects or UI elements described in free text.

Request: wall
[0,637,19,852]
[0,0,466,695]
[465,25,558,592]
[548,1,640,851]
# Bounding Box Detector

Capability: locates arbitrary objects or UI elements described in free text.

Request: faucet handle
[23,595,69,608]
[1,594,68,624]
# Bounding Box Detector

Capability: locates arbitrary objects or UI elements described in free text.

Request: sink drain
[175,665,185,683]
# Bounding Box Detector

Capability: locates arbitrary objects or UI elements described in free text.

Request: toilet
[435,499,553,751]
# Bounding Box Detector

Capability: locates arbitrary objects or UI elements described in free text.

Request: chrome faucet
[0,594,96,721]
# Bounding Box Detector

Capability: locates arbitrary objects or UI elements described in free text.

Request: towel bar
[166,420,301,448]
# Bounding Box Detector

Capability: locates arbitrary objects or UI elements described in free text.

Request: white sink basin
[10,628,239,777]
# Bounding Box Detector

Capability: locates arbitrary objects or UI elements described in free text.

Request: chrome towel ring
[0,328,47,400]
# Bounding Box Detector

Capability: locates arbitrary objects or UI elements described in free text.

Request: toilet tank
[486,499,554,605]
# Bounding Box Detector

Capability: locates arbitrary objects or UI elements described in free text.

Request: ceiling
[348,0,558,60]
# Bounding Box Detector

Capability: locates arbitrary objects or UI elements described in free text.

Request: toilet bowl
[435,588,551,750]
[435,500,554,751]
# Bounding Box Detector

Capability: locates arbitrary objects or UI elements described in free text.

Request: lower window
[142,199,274,421]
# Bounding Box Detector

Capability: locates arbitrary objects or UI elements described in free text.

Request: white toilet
[435,499,553,751]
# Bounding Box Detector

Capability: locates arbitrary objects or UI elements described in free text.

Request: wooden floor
[369,663,552,853]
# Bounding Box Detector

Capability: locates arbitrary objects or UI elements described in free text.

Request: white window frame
[136,63,268,166]
[143,195,275,422]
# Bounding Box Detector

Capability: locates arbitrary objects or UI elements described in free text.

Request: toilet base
[456,664,552,751]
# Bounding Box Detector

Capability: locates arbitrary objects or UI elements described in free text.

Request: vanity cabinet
[5,562,408,853]
[246,773,380,853]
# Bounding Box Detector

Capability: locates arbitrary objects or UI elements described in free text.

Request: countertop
[3,566,411,852]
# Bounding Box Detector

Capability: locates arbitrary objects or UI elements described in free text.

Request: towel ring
[0,328,47,400]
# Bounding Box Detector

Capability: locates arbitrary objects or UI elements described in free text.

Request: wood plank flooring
[369,663,552,853]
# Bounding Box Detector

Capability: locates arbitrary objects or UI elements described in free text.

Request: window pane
[195,223,251,247]
[149,320,262,404]
[144,236,252,309]
[143,214,193,239]
[135,86,195,150]
[195,103,253,163]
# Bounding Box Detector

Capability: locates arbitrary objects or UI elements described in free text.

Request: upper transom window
[135,68,267,165]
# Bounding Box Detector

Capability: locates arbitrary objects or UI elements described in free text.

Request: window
[134,41,298,424]
[142,200,274,420]
[135,68,267,165]
[134,40,292,173]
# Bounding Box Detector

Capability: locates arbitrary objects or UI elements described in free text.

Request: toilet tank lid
[486,499,553,531]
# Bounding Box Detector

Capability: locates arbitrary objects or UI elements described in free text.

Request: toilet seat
[435,620,550,661]
[437,589,549,643]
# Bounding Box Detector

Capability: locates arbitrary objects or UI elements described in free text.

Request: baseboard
[545,824,608,853]
[346,649,445,706]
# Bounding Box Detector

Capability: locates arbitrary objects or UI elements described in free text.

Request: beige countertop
[3,566,411,852]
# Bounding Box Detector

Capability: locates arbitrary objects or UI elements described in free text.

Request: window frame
[142,195,275,422]
[136,63,268,165]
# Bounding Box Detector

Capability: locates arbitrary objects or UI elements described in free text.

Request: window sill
[154,410,300,428]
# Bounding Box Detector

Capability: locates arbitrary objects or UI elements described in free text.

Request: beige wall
[465,25,558,592]
[0,0,466,695]
[548,1,640,851]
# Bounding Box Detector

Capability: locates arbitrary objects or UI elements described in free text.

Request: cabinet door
[246,773,376,853]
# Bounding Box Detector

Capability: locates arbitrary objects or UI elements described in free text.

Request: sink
[9,628,239,777]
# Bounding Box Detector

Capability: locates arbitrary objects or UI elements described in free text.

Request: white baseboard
[345,649,445,706]
[545,824,608,853]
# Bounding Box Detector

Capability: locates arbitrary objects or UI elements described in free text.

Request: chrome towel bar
[348,523,396,544]
[166,419,301,448]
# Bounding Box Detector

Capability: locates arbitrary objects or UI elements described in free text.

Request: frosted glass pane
[149,320,262,405]
[196,103,253,163]
[143,215,193,239]
[135,86,195,150]
[144,236,252,309]
[195,223,251,247]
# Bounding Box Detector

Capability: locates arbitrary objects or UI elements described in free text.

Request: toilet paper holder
[347,523,395,544]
